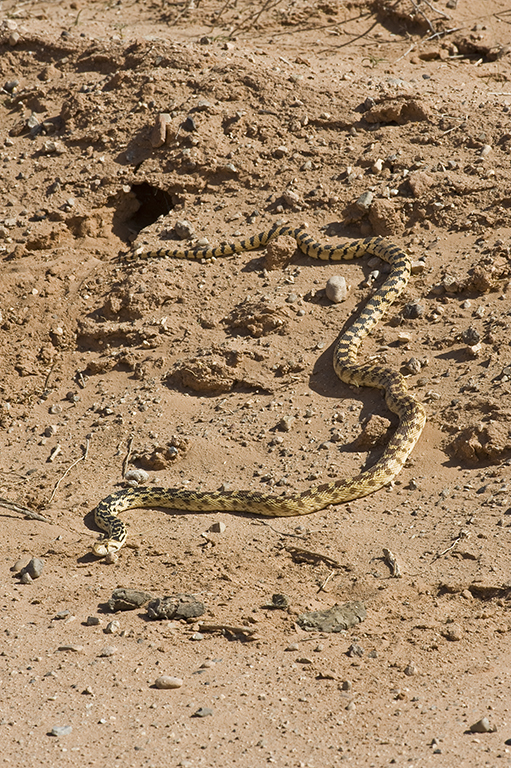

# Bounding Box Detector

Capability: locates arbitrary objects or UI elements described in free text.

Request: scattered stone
[285,643,299,651]
[98,645,117,657]
[124,468,149,486]
[341,680,352,691]
[20,572,33,584]
[271,593,290,609]
[24,557,44,579]
[192,707,214,718]
[274,145,289,158]
[53,610,71,620]
[208,521,226,533]
[10,556,31,573]
[105,620,121,634]
[190,632,205,641]
[49,725,72,737]
[174,219,194,239]
[107,588,153,612]
[403,301,425,319]
[461,327,480,345]
[404,662,418,676]
[296,657,313,664]
[57,645,84,653]
[282,189,300,207]
[469,717,493,733]
[84,616,101,626]
[442,624,463,641]
[296,601,367,633]
[277,415,295,432]
[403,357,422,375]
[146,594,206,621]
[355,191,373,211]
[325,275,348,303]
[154,676,183,689]
[347,643,364,658]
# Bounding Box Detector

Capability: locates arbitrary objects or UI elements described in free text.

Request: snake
[90,223,426,557]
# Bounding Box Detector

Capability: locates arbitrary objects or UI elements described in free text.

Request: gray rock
[192,707,213,718]
[25,557,44,579]
[154,676,183,689]
[355,191,373,211]
[146,594,205,621]
[108,588,153,612]
[469,717,493,733]
[296,600,367,633]
[49,725,73,737]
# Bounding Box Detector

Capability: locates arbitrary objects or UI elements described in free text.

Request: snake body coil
[91,224,426,557]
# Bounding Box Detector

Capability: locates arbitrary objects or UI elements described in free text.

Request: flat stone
[108,588,153,612]
[296,601,367,633]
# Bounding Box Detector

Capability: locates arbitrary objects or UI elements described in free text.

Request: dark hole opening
[129,183,174,233]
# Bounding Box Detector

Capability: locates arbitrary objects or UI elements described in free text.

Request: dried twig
[122,433,134,478]
[256,519,308,539]
[317,569,335,593]
[431,528,469,563]
[199,623,258,637]
[0,497,51,524]
[47,437,90,505]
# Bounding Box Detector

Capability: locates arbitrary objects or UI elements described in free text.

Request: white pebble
[325,276,348,303]
[154,676,183,689]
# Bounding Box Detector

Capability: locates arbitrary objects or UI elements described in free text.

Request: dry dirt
[1,0,511,765]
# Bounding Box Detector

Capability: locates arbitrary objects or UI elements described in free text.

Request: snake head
[91,539,122,558]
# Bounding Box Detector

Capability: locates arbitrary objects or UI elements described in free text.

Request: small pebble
[404,662,418,676]
[98,646,117,657]
[347,643,364,657]
[277,415,295,432]
[20,572,33,584]
[124,468,149,485]
[402,301,425,319]
[285,643,299,652]
[24,557,44,579]
[154,676,183,689]
[469,717,493,733]
[461,327,480,345]
[10,556,31,573]
[355,191,373,211]
[325,275,348,303]
[192,707,213,718]
[208,521,226,533]
[442,624,463,641]
[57,645,84,653]
[50,725,72,737]
[105,620,121,635]
[190,632,204,641]
[271,593,290,609]
[174,219,194,239]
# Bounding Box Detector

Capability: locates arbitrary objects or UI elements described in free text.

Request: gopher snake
[91,223,426,557]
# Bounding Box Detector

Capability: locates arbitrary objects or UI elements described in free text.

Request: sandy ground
[1,0,511,765]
